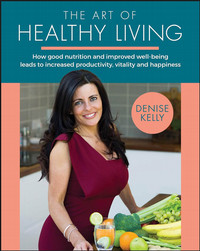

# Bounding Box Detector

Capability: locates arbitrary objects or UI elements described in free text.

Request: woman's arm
[48,141,93,250]
[119,183,143,214]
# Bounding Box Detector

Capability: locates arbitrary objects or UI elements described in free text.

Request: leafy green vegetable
[133,229,149,238]
[171,119,181,131]
[136,194,181,224]
[114,213,141,232]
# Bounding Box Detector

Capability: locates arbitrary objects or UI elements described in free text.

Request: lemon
[97,237,111,249]
[89,212,103,225]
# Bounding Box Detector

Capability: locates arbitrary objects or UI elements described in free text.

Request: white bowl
[30,137,40,145]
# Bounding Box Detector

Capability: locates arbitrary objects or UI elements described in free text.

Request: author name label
[131,92,173,134]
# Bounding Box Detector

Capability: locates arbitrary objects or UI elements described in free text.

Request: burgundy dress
[38,132,128,250]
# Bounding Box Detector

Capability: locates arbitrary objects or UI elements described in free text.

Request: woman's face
[72,83,103,129]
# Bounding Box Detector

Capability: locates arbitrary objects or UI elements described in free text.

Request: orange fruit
[102,218,114,225]
[96,228,115,245]
[119,232,138,250]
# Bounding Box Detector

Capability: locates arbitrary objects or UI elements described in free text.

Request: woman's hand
[70,229,93,250]
[73,240,93,250]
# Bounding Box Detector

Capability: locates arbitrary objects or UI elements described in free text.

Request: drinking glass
[94,223,115,250]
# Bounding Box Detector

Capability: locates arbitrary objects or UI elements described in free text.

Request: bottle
[22,127,28,147]
[20,131,23,147]
[26,126,30,146]
[22,126,31,147]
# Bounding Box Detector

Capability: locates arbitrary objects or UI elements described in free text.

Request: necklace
[75,129,116,160]
[74,128,100,142]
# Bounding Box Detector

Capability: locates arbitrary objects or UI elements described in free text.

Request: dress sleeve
[51,133,68,150]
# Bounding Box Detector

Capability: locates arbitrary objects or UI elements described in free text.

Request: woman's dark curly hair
[38,70,129,181]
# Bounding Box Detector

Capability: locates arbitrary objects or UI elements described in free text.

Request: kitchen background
[20,82,181,139]
[20,82,181,250]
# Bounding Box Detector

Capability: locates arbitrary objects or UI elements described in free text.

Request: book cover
[1,1,199,250]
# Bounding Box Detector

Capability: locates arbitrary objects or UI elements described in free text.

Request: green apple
[130,237,148,250]
[114,230,125,247]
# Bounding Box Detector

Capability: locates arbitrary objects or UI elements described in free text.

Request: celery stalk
[143,236,181,250]
[135,194,179,224]
[139,215,155,224]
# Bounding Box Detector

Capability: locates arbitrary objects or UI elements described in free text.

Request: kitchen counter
[20,138,180,178]
[20,163,41,178]
[20,144,41,178]
[123,138,181,152]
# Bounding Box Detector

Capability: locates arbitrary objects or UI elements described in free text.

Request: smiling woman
[72,83,103,129]
[38,70,142,250]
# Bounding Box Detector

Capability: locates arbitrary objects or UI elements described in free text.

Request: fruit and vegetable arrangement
[136,194,181,224]
[90,194,181,250]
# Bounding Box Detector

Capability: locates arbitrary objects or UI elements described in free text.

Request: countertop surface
[20,144,41,178]
[20,138,180,178]
[123,138,180,152]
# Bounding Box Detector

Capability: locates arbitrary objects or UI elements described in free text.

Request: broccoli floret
[114,213,141,232]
